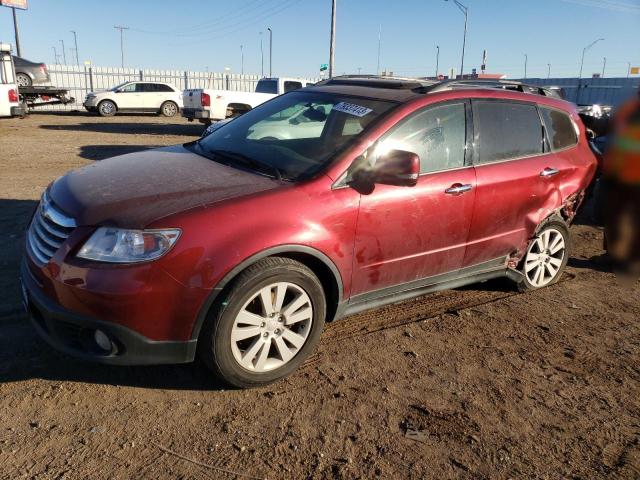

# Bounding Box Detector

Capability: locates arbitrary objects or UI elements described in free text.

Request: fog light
[94,329,113,352]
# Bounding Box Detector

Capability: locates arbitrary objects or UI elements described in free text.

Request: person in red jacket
[602,89,640,280]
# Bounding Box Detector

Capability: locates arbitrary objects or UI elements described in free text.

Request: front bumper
[21,259,197,365]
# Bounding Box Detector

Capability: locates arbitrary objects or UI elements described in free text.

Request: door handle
[445,184,473,195]
[540,167,559,177]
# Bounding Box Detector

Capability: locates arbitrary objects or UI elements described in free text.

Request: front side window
[120,83,137,93]
[375,102,467,174]
[473,101,544,164]
[193,91,396,180]
[540,107,577,151]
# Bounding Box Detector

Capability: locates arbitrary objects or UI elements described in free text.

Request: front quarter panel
[148,175,359,300]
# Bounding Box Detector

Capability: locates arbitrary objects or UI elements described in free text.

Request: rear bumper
[11,104,27,117]
[182,107,211,120]
[20,259,197,365]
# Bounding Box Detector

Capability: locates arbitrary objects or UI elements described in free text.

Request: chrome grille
[27,191,76,265]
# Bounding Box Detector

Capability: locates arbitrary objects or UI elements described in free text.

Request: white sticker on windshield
[332,102,373,117]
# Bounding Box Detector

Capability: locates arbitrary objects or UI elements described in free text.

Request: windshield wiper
[208,149,284,181]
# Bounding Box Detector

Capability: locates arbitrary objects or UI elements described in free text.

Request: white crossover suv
[83,81,183,117]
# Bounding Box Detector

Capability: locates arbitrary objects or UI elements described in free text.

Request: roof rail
[425,79,560,98]
[318,75,437,90]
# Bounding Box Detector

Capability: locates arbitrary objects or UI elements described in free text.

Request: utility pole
[70,30,79,66]
[376,24,381,75]
[628,62,632,78]
[357,67,362,74]
[267,27,272,77]
[259,32,264,77]
[435,45,440,78]
[601,57,606,78]
[114,25,129,68]
[547,63,551,79]
[445,0,468,78]
[329,0,337,78]
[12,7,21,56]
[523,53,528,79]
[240,44,244,75]
[60,39,67,65]
[52,46,60,65]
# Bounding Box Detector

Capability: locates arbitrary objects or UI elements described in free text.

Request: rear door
[350,100,477,297]
[463,99,564,267]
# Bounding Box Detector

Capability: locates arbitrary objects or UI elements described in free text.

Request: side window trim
[470,98,547,166]
[539,105,579,153]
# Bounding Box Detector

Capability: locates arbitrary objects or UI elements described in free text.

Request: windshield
[255,79,278,94]
[191,91,396,181]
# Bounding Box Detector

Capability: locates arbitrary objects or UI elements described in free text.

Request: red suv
[22,77,597,388]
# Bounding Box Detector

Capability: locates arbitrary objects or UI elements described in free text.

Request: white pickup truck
[182,77,313,125]
[0,43,26,118]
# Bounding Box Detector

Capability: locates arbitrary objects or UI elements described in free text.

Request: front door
[350,101,476,298]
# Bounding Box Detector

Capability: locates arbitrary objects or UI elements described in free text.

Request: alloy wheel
[230,282,313,372]
[524,228,566,288]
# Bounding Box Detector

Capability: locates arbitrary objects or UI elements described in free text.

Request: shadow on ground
[78,145,162,161]
[40,122,204,137]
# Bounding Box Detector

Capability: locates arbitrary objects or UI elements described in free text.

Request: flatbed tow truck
[19,85,74,109]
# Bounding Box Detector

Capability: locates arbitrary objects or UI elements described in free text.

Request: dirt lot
[0,113,638,480]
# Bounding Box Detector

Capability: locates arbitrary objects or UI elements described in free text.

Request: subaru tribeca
[22,77,597,388]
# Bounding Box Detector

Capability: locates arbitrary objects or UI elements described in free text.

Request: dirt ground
[0,113,638,480]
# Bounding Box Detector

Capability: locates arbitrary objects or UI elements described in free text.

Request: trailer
[19,85,74,108]
[0,42,26,117]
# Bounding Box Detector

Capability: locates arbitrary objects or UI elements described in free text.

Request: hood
[49,144,280,228]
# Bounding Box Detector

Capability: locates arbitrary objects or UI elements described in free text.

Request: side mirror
[370,149,420,187]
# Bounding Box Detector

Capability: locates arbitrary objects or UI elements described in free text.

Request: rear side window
[155,84,174,92]
[255,80,277,94]
[377,102,467,174]
[540,107,577,151]
[473,101,544,164]
[284,81,303,92]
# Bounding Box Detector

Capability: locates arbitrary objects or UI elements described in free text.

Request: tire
[517,217,571,292]
[160,101,178,117]
[97,100,117,117]
[198,257,326,388]
[16,73,32,87]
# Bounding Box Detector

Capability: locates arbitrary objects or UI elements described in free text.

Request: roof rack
[425,79,561,98]
[318,75,438,90]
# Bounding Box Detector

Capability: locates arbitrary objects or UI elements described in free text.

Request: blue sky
[1,0,639,78]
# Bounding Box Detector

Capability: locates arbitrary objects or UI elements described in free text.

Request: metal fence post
[226,74,230,90]
[139,69,144,81]
[184,70,189,90]
[89,66,94,92]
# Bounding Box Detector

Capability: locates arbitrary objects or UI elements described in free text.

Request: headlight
[77,227,181,263]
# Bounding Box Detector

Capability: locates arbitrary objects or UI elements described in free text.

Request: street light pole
[70,30,79,66]
[445,0,468,78]
[547,63,551,79]
[524,53,528,79]
[52,46,59,65]
[578,38,604,104]
[435,45,440,78]
[267,27,272,77]
[259,32,264,77]
[240,44,244,75]
[602,57,606,78]
[376,24,381,75]
[329,0,337,78]
[60,39,67,65]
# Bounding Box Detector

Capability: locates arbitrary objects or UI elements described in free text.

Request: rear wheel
[517,219,570,291]
[97,100,117,117]
[16,73,32,87]
[198,257,326,388]
[160,101,178,117]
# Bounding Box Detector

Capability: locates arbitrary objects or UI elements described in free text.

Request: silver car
[13,56,50,87]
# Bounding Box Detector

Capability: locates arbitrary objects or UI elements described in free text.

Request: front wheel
[517,219,571,291]
[160,101,178,117]
[198,257,326,388]
[97,100,117,117]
